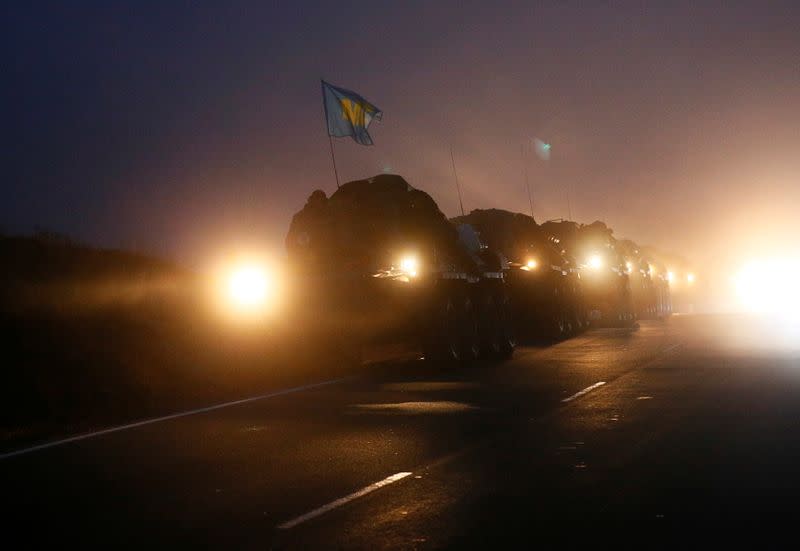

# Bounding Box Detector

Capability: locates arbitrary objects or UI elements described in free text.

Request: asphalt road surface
[4,314,800,548]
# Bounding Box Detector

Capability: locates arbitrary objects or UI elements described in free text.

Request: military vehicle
[284,174,514,365]
[620,241,673,318]
[617,239,658,319]
[450,209,586,340]
[541,220,635,326]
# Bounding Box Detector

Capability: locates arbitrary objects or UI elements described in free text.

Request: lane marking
[559,342,681,405]
[561,381,606,403]
[277,471,413,530]
[0,377,348,461]
[279,339,683,528]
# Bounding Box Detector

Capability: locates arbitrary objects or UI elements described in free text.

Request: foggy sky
[4,1,800,272]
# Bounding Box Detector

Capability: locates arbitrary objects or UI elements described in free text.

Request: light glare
[734,258,800,315]
[399,255,419,277]
[588,254,603,270]
[228,265,269,308]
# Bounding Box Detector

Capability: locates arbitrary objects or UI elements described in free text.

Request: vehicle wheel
[423,288,478,365]
[479,290,516,360]
[571,304,583,332]
[457,295,481,364]
[550,308,567,340]
[494,291,516,359]
[422,292,461,364]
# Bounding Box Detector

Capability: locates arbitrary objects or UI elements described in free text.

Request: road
[3,314,800,548]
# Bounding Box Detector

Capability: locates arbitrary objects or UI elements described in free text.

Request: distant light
[625,261,633,273]
[588,254,603,270]
[527,258,538,270]
[667,271,675,283]
[734,258,800,314]
[687,273,696,284]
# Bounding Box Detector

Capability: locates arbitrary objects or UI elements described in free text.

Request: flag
[322,80,383,145]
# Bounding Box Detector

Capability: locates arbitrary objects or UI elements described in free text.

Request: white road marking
[278,472,413,530]
[0,377,348,461]
[561,381,606,403]
[559,342,681,405]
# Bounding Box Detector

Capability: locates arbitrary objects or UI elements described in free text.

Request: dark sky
[4,1,800,270]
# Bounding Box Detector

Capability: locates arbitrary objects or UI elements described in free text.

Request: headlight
[399,255,419,277]
[228,265,269,308]
[521,258,539,271]
[587,254,603,270]
[373,253,422,280]
[687,273,695,284]
[211,254,283,322]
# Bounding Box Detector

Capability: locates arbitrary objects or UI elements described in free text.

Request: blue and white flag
[322,80,383,146]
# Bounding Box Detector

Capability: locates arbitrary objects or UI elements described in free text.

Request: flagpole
[450,146,466,217]
[327,134,341,189]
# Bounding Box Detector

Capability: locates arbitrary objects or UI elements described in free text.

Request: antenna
[523,143,534,218]
[450,146,466,217]
[566,181,573,221]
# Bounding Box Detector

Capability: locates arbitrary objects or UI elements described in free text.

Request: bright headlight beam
[399,255,419,277]
[228,265,269,308]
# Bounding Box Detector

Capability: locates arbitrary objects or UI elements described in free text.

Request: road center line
[278,472,413,530]
[562,381,606,403]
[281,339,682,528]
[0,377,349,461]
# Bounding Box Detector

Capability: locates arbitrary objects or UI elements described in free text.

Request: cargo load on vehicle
[285,174,515,364]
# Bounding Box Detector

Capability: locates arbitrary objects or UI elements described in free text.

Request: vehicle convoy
[450,209,586,340]
[284,174,515,365]
[541,220,635,326]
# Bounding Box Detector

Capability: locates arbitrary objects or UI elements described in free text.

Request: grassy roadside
[0,235,348,451]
